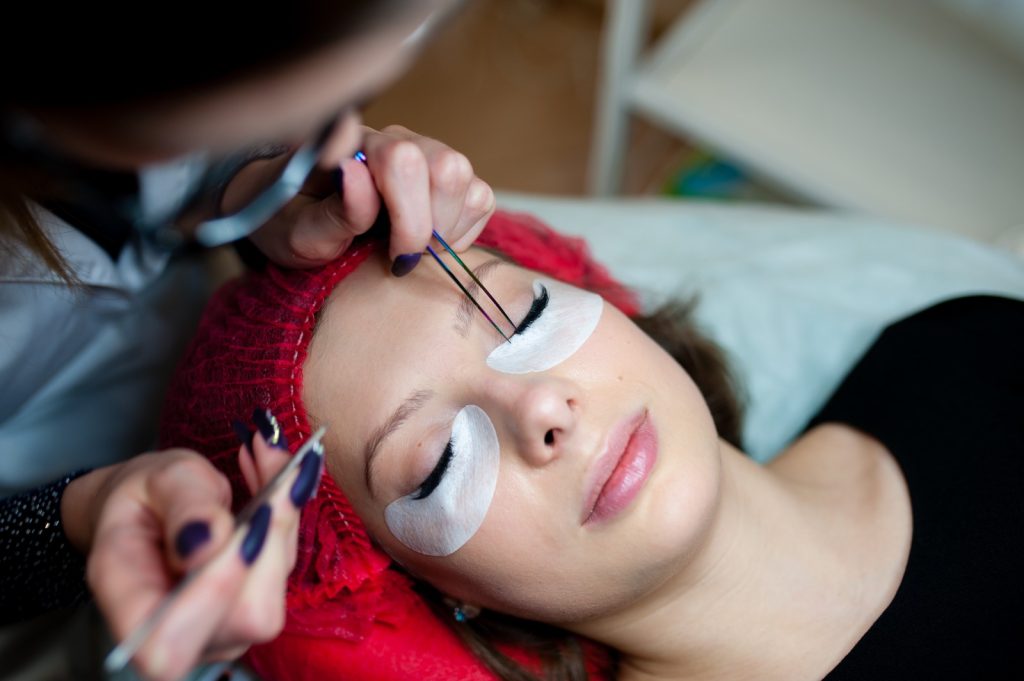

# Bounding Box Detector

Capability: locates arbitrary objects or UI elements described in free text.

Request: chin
[641,429,723,565]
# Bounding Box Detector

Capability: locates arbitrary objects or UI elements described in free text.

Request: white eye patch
[486,277,604,374]
[384,405,499,556]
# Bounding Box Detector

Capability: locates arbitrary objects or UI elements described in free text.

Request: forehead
[303,247,511,470]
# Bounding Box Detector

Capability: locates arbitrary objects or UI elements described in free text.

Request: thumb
[249,194,356,268]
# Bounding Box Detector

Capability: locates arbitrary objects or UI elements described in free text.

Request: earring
[444,598,481,622]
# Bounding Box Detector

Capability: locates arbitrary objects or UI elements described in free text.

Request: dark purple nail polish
[290,450,324,508]
[332,166,344,195]
[241,504,271,566]
[232,419,255,452]
[391,253,421,277]
[175,520,211,559]
[252,408,287,449]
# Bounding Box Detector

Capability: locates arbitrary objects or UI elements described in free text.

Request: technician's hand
[245,124,496,274]
[62,415,313,681]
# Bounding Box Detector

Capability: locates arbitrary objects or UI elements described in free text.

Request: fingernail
[391,253,421,277]
[252,408,288,450]
[290,449,324,508]
[175,520,211,559]
[332,166,344,195]
[232,419,255,453]
[241,504,271,566]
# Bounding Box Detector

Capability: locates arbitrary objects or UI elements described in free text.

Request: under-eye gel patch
[385,405,499,556]
[487,277,603,374]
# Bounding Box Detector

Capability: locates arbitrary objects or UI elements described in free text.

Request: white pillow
[495,193,1024,461]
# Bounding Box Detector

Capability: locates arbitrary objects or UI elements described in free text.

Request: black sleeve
[0,471,90,624]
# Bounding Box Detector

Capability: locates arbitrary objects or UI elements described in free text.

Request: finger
[146,454,235,574]
[268,155,381,266]
[335,156,381,236]
[89,494,176,647]
[131,523,254,681]
[206,443,322,656]
[202,643,249,664]
[250,427,293,490]
[318,108,364,173]
[210,492,296,652]
[447,177,497,251]
[382,129,474,242]
[238,445,260,497]
[214,437,319,652]
[250,194,354,267]
[361,129,433,262]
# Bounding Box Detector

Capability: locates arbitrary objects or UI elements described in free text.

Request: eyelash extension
[413,440,454,500]
[514,284,550,335]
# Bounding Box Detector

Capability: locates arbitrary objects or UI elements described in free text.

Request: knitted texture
[159,210,637,679]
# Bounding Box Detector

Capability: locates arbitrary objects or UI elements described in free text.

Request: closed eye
[413,440,453,499]
[514,284,549,335]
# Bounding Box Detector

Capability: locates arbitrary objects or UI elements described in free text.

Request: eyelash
[413,284,551,499]
[514,284,549,335]
[414,440,453,499]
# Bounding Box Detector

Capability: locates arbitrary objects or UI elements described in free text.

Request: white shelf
[593,0,1024,248]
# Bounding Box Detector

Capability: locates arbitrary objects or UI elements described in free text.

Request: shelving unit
[589,0,1024,251]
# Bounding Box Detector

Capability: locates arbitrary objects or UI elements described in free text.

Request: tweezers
[427,230,515,342]
[351,150,514,342]
[104,427,328,676]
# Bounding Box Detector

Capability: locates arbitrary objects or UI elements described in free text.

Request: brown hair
[0,191,76,284]
[430,298,744,680]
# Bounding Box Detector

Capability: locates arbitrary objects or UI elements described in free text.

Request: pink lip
[582,409,658,525]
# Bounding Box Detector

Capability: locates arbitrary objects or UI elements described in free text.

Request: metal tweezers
[351,150,514,341]
[427,229,515,343]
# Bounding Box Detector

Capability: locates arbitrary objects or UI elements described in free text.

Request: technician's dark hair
[1,0,452,281]
[425,299,744,681]
[2,1,429,108]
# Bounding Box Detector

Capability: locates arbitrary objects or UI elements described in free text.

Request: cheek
[384,406,500,557]
[404,485,574,620]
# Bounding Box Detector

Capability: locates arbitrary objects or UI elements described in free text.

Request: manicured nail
[241,504,271,566]
[332,166,344,195]
[232,419,255,452]
[290,448,324,508]
[175,520,211,559]
[391,253,421,277]
[252,408,287,449]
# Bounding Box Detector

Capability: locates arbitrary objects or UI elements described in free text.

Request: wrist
[60,464,120,553]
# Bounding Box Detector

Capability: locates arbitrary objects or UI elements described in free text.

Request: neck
[571,443,871,681]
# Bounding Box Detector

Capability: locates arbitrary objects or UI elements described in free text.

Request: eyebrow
[365,388,435,499]
[454,258,507,337]
[363,257,509,498]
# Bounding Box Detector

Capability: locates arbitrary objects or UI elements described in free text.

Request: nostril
[544,430,555,446]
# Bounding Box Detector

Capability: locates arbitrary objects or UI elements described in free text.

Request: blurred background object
[364,0,1024,254]
[365,0,697,195]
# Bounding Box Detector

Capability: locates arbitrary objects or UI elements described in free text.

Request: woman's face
[304,247,723,626]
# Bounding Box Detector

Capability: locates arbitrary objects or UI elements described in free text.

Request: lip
[581,409,658,525]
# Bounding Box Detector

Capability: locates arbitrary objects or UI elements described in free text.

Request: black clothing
[0,471,89,624]
[811,296,1023,679]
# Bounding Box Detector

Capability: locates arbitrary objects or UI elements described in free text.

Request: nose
[490,375,579,467]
